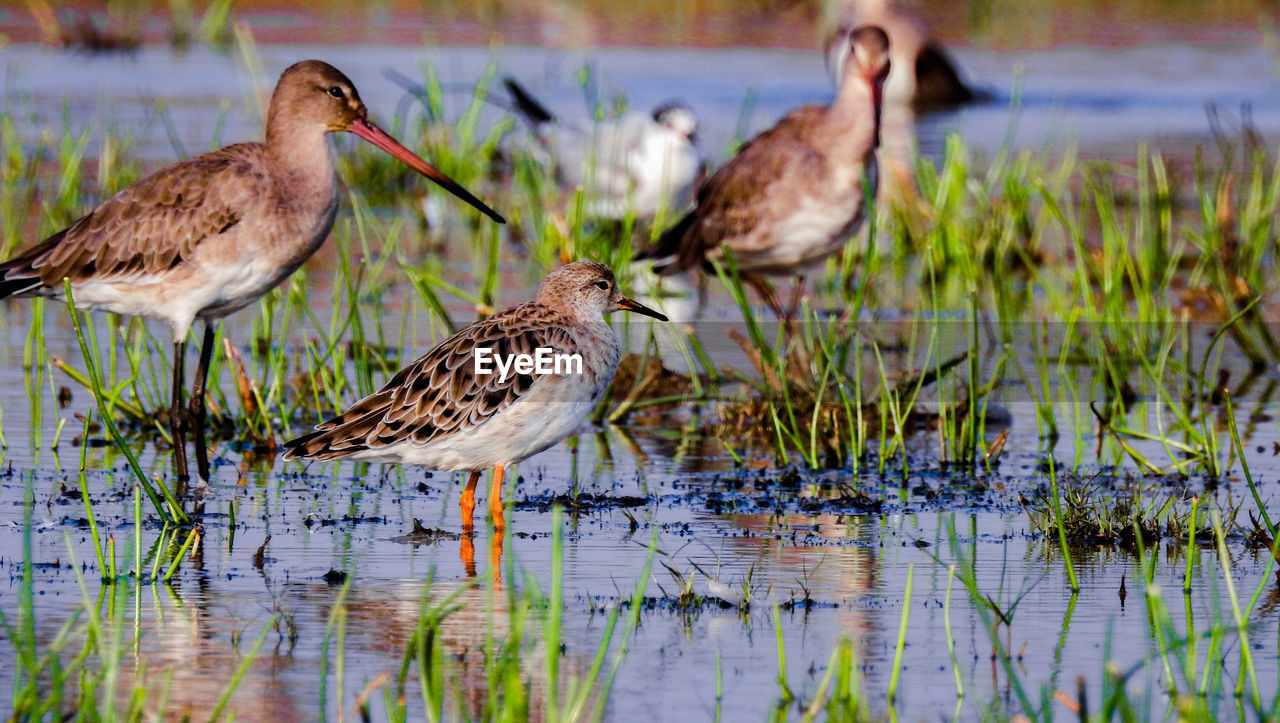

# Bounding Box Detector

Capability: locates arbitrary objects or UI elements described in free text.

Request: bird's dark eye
[593,280,610,290]
[328,86,344,98]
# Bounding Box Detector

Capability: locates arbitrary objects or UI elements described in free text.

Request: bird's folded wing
[0,145,262,287]
[287,304,575,457]
[681,134,822,262]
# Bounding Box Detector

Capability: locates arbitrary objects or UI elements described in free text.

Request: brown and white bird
[636,26,890,315]
[0,59,504,482]
[283,262,667,532]
[824,0,976,110]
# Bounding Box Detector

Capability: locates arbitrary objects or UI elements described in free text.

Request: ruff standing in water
[0,60,504,483]
[636,26,889,317]
[283,262,666,532]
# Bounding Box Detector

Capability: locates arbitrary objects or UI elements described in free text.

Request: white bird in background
[503,77,701,222]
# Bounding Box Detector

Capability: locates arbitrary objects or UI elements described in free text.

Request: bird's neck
[819,77,880,162]
[537,300,604,328]
[264,118,338,201]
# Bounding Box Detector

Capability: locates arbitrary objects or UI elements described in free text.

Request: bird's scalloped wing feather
[285,303,578,459]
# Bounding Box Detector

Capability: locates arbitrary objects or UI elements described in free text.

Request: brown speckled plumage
[284,306,576,459]
[284,262,668,531]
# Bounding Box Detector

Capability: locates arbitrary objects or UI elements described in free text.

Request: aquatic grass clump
[1021,470,1220,549]
[63,282,186,526]
[938,505,1280,720]
[2,470,263,720]
[705,250,988,473]
[695,112,1280,479]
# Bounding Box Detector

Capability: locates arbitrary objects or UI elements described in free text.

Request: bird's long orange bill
[617,296,669,321]
[348,118,506,224]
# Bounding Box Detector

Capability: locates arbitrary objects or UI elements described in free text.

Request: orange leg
[460,534,477,577]
[460,471,481,533]
[490,524,505,590]
[488,464,506,531]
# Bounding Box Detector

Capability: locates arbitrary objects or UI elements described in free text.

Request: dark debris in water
[252,535,271,569]
[624,595,736,613]
[304,513,386,528]
[515,491,649,513]
[778,597,841,611]
[610,594,843,615]
[795,493,882,515]
[391,519,460,545]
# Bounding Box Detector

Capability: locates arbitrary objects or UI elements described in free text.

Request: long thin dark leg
[171,339,189,490]
[190,323,217,482]
[744,274,785,320]
[784,275,806,321]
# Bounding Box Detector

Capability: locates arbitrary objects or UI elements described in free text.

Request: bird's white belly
[63,198,336,341]
[198,252,296,314]
[65,273,192,335]
[742,196,862,272]
[402,394,599,471]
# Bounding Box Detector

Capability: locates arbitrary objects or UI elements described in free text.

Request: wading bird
[283,262,666,538]
[824,0,976,110]
[0,59,504,484]
[504,77,700,222]
[636,27,890,317]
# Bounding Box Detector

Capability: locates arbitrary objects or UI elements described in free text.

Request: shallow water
[3,40,1278,166]
[2,27,1280,723]
[7,433,1280,720]
[4,303,1280,719]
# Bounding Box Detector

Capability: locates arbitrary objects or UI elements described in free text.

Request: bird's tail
[281,401,390,461]
[503,77,556,127]
[0,227,71,299]
[0,249,49,300]
[0,276,43,299]
[280,427,367,462]
[280,429,329,461]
